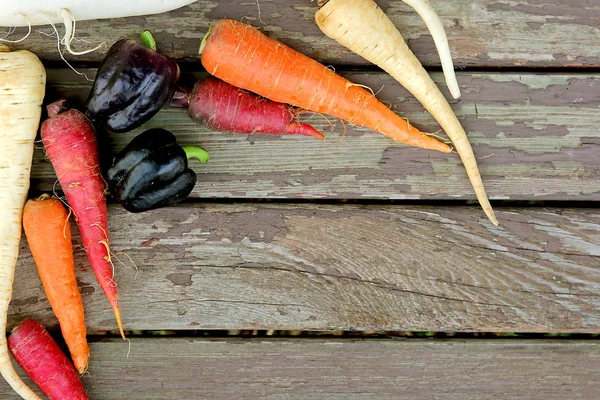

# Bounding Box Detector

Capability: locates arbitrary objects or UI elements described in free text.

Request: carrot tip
[113,306,126,340]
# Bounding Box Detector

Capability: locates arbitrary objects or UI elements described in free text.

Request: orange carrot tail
[384,124,452,153]
[111,300,126,340]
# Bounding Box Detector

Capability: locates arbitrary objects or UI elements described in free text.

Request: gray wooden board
[5,1,600,67]
[32,69,600,201]
[9,203,600,333]
[0,338,599,399]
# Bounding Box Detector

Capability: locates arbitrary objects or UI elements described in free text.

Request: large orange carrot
[199,19,450,153]
[22,195,90,374]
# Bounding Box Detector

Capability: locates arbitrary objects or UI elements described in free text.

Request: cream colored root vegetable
[0,44,46,400]
[400,0,460,99]
[315,0,498,226]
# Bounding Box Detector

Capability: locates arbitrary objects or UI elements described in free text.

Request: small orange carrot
[22,194,90,374]
[199,19,450,153]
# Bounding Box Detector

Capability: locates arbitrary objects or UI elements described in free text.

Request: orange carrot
[22,194,90,374]
[199,19,450,153]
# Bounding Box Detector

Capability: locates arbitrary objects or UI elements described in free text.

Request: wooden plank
[1,339,599,399]
[6,1,600,67]
[33,70,600,201]
[9,204,600,333]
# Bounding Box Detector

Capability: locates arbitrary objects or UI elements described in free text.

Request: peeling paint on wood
[9,204,600,333]
[31,69,600,201]
[5,0,600,67]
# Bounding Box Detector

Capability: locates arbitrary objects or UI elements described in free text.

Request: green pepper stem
[183,146,209,163]
[141,30,157,51]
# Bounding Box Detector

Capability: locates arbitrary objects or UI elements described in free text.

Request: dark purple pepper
[107,128,209,213]
[85,36,180,133]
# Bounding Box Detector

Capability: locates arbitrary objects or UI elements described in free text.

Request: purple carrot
[172,77,324,139]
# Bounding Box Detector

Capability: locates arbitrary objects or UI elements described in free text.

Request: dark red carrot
[8,319,89,400]
[41,99,125,339]
[172,77,324,139]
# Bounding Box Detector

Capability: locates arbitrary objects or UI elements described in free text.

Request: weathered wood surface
[9,203,600,333]
[6,1,600,67]
[1,339,599,399]
[33,69,600,201]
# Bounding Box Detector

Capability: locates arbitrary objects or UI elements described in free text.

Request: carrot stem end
[199,25,213,56]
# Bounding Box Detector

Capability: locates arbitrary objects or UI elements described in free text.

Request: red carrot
[8,319,89,400]
[41,99,125,339]
[173,77,324,139]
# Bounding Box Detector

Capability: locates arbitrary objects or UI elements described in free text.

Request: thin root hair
[255,0,267,25]
[38,11,96,82]
[126,338,132,358]
[422,128,452,147]
[99,239,116,279]
[0,19,31,43]
[296,110,335,130]
[52,161,79,220]
[58,9,105,56]
[348,82,375,97]
[0,26,16,40]
[63,208,73,239]
[111,252,139,279]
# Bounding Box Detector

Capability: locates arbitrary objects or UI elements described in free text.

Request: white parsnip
[0,45,46,400]
[400,0,460,99]
[315,0,497,225]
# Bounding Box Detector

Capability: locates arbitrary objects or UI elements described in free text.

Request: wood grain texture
[33,69,600,201]
[1,338,599,399]
[9,203,600,333]
[5,0,600,67]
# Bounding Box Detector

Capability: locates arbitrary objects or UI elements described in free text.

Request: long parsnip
[315,0,497,225]
[0,44,46,400]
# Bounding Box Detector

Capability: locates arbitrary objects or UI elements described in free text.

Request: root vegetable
[41,100,125,339]
[8,319,89,400]
[199,19,451,153]
[22,195,90,374]
[0,44,45,400]
[174,77,325,139]
[315,0,497,225]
